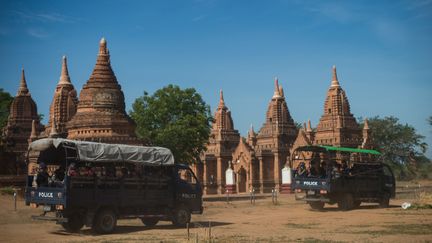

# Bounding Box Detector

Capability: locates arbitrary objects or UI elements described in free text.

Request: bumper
[31,215,68,223]
[295,193,330,202]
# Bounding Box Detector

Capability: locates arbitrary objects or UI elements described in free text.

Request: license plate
[43,205,51,211]
[307,190,315,195]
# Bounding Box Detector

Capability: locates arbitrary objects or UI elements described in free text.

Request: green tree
[0,88,13,132]
[130,85,213,164]
[361,116,428,179]
[0,88,13,153]
[429,116,432,127]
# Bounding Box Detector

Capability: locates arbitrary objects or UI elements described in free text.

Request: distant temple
[1,40,372,194]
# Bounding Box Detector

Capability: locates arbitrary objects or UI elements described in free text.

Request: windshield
[177,167,198,185]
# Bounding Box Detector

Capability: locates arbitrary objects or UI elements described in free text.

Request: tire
[338,194,354,211]
[379,193,390,208]
[61,214,84,232]
[141,217,159,227]
[92,209,117,234]
[308,201,325,210]
[171,206,191,227]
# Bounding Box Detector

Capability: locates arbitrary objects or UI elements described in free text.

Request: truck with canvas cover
[290,145,395,210]
[25,138,203,233]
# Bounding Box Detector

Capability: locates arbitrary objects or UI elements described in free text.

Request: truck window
[178,168,197,184]
[383,166,393,177]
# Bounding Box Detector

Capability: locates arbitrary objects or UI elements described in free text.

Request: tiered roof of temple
[314,66,362,147]
[66,38,140,145]
[256,78,297,151]
[207,90,240,154]
[2,69,43,155]
[45,56,78,138]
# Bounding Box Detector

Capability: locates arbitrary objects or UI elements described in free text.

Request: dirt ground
[0,192,431,243]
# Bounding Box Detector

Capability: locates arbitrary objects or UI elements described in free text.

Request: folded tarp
[29,138,174,165]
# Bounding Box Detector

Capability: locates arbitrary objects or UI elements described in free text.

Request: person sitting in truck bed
[82,163,95,177]
[319,161,327,178]
[51,165,65,187]
[105,165,116,177]
[341,161,351,175]
[67,163,78,176]
[120,167,130,178]
[307,162,318,177]
[36,163,49,187]
[331,162,341,179]
[296,162,307,177]
[132,164,143,178]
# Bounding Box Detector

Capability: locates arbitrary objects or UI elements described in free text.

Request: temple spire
[363,118,369,130]
[273,77,281,98]
[30,120,37,139]
[307,119,313,132]
[17,68,29,96]
[99,37,108,55]
[331,65,340,87]
[279,85,285,98]
[58,56,71,85]
[248,124,255,137]
[218,89,225,107]
[49,119,59,138]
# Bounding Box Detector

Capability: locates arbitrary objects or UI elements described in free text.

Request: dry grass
[409,191,432,209]
[417,191,432,205]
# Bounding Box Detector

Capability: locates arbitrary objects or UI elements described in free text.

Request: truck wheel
[172,206,191,227]
[308,201,325,210]
[61,214,84,232]
[379,193,390,208]
[92,209,117,234]
[141,217,159,227]
[338,194,354,211]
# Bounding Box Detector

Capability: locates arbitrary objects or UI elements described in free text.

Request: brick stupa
[45,56,78,138]
[3,69,43,161]
[314,66,362,147]
[66,38,140,144]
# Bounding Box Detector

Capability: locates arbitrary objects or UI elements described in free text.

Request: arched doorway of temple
[237,167,247,193]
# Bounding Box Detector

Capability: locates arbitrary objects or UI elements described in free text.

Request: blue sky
[1,0,431,157]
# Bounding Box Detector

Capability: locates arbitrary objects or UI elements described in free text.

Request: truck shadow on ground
[310,204,400,212]
[50,221,232,236]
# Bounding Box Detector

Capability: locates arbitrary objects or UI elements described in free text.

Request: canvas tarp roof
[29,138,175,165]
